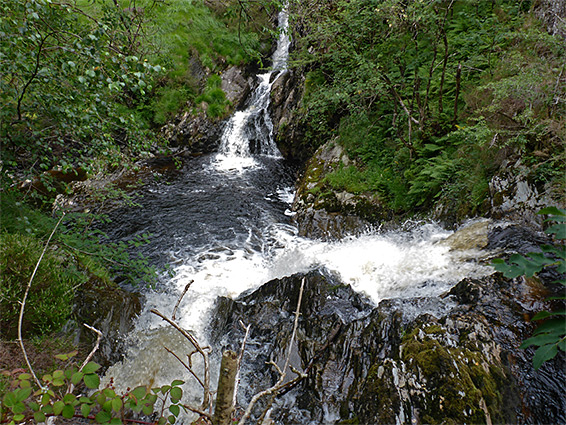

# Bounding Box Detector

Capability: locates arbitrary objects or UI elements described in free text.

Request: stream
[97,8,537,424]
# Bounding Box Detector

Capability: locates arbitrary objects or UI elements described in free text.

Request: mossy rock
[400,325,507,424]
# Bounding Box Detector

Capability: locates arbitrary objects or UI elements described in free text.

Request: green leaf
[3,392,16,408]
[95,410,112,423]
[130,386,147,400]
[103,388,116,398]
[53,400,65,415]
[170,387,182,402]
[521,333,563,349]
[171,380,184,386]
[71,371,84,385]
[12,401,26,414]
[538,207,566,217]
[13,414,25,422]
[110,419,123,425]
[111,397,123,412]
[142,403,154,416]
[169,404,180,417]
[83,373,100,389]
[532,318,566,335]
[81,402,91,418]
[532,310,566,320]
[34,411,47,422]
[545,223,566,239]
[62,403,75,419]
[15,387,31,402]
[82,362,101,374]
[28,401,39,411]
[533,343,558,370]
[17,373,32,380]
[63,393,76,404]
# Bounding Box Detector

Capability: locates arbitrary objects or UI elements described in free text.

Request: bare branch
[234,321,251,407]
[150,308,211,410]
[67,324,103,394]
[172,280,193,320]
[18,212,65,389]
[163,346,205,390]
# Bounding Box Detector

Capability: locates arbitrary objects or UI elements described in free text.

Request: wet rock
[221,66,252,110]
[269,69,310,163]
[73,280,142,368]
[161,109,226,154]
[439,219,490,251]
[210,270,565,424]
[488,159,565,226]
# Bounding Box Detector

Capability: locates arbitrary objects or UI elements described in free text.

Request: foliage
[0,232,82,339]
[195,74,230,118]
[0,353,186,425]
[289,0,565,215]
[0,190,158,338]
[492,207,566,369]
[0,0,164,178]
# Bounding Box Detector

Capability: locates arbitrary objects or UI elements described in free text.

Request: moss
[358,362,400,423]
[401,328,509,424]
[424,324,446,335]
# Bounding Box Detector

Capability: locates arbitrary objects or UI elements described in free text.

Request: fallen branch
[237,278,305,425]
[67,324,103,394]
[234,321,251,407]
[18,212,65,389]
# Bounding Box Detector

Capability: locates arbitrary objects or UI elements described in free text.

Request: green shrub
[0,233,85,339]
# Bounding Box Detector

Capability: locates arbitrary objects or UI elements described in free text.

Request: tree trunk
[213,350,238,425]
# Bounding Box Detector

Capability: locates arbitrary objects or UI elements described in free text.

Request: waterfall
[215,9,290,170]
[100,7,495,424]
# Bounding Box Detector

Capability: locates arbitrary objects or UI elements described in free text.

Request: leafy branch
[492,206,566,369]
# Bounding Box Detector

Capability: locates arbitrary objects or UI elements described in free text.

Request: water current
[102,8,493,419]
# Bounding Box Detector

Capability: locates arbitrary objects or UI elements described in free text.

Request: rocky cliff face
[290,141,389,240]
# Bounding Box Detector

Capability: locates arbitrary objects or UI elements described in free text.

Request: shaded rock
[210,268,565,424]
[221,66,252,110]
[73,281,142,368]
[269,70,309,162]
[439,218,490,251]
[488,159,565,227]
[161,109,226,154]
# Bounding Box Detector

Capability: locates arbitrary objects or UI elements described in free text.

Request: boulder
[292,141,390,240]
[209,265,565,423]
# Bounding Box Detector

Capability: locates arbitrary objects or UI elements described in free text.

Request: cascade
[100,7,498,424]
[214,9,290,170]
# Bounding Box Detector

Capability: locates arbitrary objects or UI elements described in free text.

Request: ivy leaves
[492,207,566,369]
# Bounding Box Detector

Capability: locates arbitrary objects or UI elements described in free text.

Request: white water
[102,8,494,421]
[214,9,289,172]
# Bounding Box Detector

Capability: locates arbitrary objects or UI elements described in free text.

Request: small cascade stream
[100,8,503,423]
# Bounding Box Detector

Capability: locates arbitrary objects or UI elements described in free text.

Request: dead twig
[172,280,193,320]
[67,324,103,394]
[150,308,211,410]
[18,212,65,389]
[234,320,251,407]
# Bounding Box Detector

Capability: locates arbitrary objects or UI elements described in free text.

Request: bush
[0,233,85,339]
